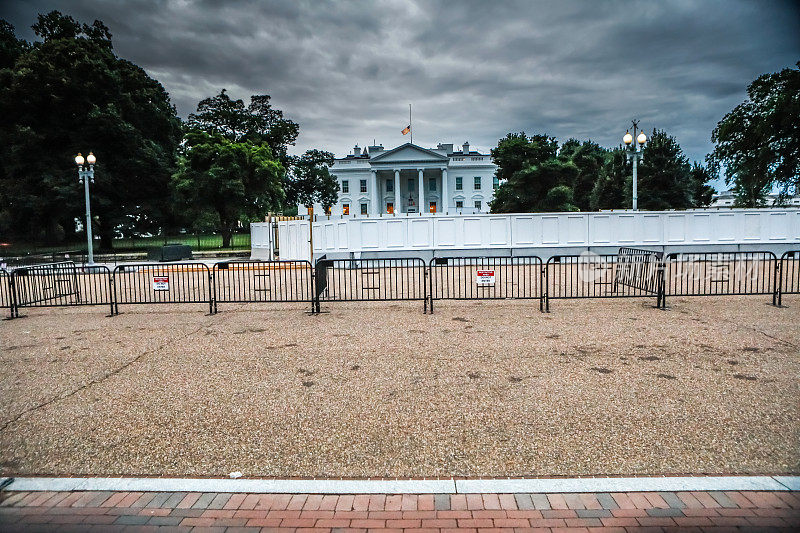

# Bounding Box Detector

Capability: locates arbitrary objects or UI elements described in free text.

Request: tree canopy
[0,11,182,245]
[186,89,300,168]
[490,129,715,213]
[286,149,338,210]
[171,131,284,247]
[708,62,800,206]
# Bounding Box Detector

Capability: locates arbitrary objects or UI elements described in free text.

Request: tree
[636,129,710,210]
[590,147,630,210]
[491,132,558,183]
[689,163,716,207]
[186,89,299,168]
[559,139,607,210]
[286,150,338,211]
[708,62,800,206]
[171,131,284,247]
[0,11,182,246]
[490,155,579,213]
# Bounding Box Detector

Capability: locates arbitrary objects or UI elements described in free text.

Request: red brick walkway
[1,490,798,531]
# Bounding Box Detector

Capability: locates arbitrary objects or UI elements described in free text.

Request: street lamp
[623,120,647,211]
[74,151,96,265]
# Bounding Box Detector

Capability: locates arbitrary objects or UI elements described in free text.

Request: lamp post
[623,120,647,211]
[74,152,96,265]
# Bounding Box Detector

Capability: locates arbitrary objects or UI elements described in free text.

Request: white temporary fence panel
[263,210,800,260]
[250,222,274,260]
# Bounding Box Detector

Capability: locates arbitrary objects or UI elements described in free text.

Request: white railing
[253,209,800,260]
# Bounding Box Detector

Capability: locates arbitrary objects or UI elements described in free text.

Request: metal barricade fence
[314,257,428,313]
[545,254,664,311]
[213,260,314,313]
[663,251,777,306]
[1,267,14,317]
[9,262,114,317]
[776,251,800,306]
[428,256,544,313]
[113,262,213,315]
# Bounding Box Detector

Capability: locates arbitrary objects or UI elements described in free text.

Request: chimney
[462,142,470,154]
[353,144,360,156]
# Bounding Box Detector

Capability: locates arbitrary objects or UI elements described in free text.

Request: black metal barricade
[663,251,778,307]
[213,260,314,313]
[1,267,14,318]
[776,251,799,306]
[314,257,428,313]
[545,253,664,311]
[112,262,213,315]
[9,262,114,317]
[428,256,544,313]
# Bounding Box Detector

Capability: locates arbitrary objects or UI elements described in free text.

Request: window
[474,200,482,210]
[386,179,393,192]
[360,203,368,215]
[455,200,464,209]
[386,202,394,214]
[342,204,350,215]
[429,178,437,191]
[474,177,481,190]
[360,179,367,193]
[493,176,499,190]
[455,177,463,190]
[408,178,415,191]
[341,180,349,193]
[429,202,437,213]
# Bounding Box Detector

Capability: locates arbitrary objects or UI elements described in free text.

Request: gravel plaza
[1,295,798,479]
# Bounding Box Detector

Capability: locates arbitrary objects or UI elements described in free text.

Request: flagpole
[409,103,412,144]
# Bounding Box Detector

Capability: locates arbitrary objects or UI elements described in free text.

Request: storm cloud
[3,0,798,170]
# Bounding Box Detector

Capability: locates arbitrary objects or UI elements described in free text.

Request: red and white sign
[476,269,495,286]
[152,276,170,291]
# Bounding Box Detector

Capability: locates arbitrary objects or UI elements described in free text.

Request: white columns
[370,169,379,215]
[394,169,402,214]
[418,169,425,214]
[441,168,448,213]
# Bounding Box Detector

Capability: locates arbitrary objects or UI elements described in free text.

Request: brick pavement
[1,489,798,531]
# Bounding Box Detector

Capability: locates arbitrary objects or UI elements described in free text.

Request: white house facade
[299,141,499,216]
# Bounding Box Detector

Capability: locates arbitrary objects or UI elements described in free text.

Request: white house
[711,189,800,207]
[299,141,499,216]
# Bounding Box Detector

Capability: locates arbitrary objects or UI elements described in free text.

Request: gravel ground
[1,295,798,478]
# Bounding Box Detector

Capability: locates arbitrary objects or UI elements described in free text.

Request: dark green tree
[286,150,338,211]
[0,21,30,69]
[171,131,285,247]
[186,89,299,169]
[491,132,558,183]
[0,11,182,246]
[708,62,800,206]
[636,129,706,210]
[490,156,579,213]
[559,139,607,210]
[590,147,630,210]
[689,163,717,207]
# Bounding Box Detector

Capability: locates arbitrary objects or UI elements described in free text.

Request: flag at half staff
[401,125,411,135]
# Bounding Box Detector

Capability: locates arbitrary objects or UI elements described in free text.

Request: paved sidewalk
[1,489,798,531]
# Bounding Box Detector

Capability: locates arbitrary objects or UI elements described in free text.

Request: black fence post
[774,256,782,307]
[313,255,328,314]
[209,268,215,315]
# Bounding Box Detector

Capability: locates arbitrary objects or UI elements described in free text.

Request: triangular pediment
[370,143,448,163]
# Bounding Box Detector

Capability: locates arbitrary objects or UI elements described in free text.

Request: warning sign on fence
[152,276,170,291]
[476,270,495,286]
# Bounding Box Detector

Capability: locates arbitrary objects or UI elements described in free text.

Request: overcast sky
[3,0,799,179]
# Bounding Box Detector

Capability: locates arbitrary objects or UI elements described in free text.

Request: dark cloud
[3,0,798,183]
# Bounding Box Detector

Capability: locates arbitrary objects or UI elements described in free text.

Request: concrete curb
[3,475,797,493]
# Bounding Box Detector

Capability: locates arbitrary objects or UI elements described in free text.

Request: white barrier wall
[256,209,800,260]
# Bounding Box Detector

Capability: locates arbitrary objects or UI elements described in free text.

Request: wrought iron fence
[545,253,664,311]
[313,257,428,313]
[112,262,213,315]
[213,260,314,313]
[776,251,800,306]
[428,256,544,313]
[9,262,114,317]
